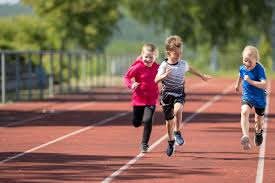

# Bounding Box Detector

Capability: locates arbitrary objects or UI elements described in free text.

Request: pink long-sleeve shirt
[124,58,159,106]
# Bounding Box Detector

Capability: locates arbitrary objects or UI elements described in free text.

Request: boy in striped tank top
[155,35,212,157]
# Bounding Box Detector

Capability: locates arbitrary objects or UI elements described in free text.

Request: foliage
[0,16,52,50]
[125,0,272,47]
[22,0,122,51]
[106,14,169,57]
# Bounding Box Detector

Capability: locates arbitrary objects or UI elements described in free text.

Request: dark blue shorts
[242,99,265,116]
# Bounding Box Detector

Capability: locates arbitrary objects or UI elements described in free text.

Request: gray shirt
[157,59,190,96]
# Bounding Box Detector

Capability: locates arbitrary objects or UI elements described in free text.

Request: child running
[155,35,212,157]
[124,43,159,153]
[235,45,267,150]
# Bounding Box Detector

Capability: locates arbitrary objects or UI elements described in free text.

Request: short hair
[141,43,159,58]
[242,45,260,61]
[165,35,182,51]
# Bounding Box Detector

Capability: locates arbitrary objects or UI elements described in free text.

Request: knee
[143,118,153,126]
[165,115,174,121]
[174,109,180,115]
[255,116,264,123]
[241,110,249,117]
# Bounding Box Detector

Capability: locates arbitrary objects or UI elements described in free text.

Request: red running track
[0,78,274,183]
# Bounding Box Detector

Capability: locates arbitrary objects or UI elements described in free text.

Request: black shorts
[242,99,265,116]
[160,93,186,120]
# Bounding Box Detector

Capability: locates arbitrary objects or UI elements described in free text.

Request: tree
[22,0,122,51]
[126,0,273,70]
[265,0,275,71]
[0,16,50,50]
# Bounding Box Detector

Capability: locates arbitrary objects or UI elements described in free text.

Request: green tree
[0,16,51,50]
[22,0,122,51]
[126,0,273,70]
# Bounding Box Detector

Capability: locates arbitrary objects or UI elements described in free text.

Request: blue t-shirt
[239,63,267,108]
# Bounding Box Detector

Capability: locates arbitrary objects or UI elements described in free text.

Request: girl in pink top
[124,43,159,153]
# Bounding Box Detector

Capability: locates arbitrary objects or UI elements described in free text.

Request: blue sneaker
[174,131,185,145]
[166,140,176,157]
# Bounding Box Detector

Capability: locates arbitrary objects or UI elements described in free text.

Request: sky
[0,0,20,4]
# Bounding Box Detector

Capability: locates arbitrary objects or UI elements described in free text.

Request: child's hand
[131,82,140,90]
[244,75,250,82]
[201,74,212,81]
[164,66,172,77]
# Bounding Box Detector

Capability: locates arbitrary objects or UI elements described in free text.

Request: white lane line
[101,84,234,183]
[5,102,95,127]
[0,111,129,164]
[3,81,205,128]
[255,80,271,183]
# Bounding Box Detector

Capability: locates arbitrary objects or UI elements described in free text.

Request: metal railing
[0,50,135,104]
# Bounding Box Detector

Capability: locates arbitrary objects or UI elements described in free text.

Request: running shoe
[241,135,251,150]
[140,143,149,153]
[174,131,185,145]
[254,129,263,147]
[166,140,176,157]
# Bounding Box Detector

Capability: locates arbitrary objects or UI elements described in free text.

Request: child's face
[242,50,257,70]
[167,46,182,62]
[141,49,156,67]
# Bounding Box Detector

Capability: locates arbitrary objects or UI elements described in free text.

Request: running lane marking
[5,102,95,127]
[0,111,129,164]
[101,84,234,183]
[255,80,271,183]
[1,81,207,163]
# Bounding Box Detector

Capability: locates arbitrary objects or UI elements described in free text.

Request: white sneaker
[241,135,251,150]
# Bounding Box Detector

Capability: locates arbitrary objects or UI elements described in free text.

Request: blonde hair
[242,45,260,62]
[165,35,182,51]
[141,43,159,58]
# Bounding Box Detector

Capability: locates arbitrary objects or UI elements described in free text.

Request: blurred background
[0,0,274,103]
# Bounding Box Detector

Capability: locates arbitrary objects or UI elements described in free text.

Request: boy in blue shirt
[235,45,267,150]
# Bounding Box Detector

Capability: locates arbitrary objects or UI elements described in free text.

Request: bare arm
[154,66,172,83]
[244,75,267,90]
[235,73,241,92]
[188,66,212,81]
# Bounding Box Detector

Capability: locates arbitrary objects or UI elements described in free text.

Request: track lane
[261,80,275,183]
[1,78,273,183]
[0,78,208,183]
[107,79,272,183]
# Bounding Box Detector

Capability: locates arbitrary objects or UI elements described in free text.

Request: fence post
[75,52,80,92]
[27,52,32,101]
[49,50,54,97]
[67,52,72,93]
[1,51,6,104]
[39,51,44,99]
[59,51,64,93]
[15,53,21,101]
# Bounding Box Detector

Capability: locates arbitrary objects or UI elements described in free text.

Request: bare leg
[241,105,251,136]
[166,119,175,141]
[174,103,183,131]
[255,114,264,133]
[240,104,252,150]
